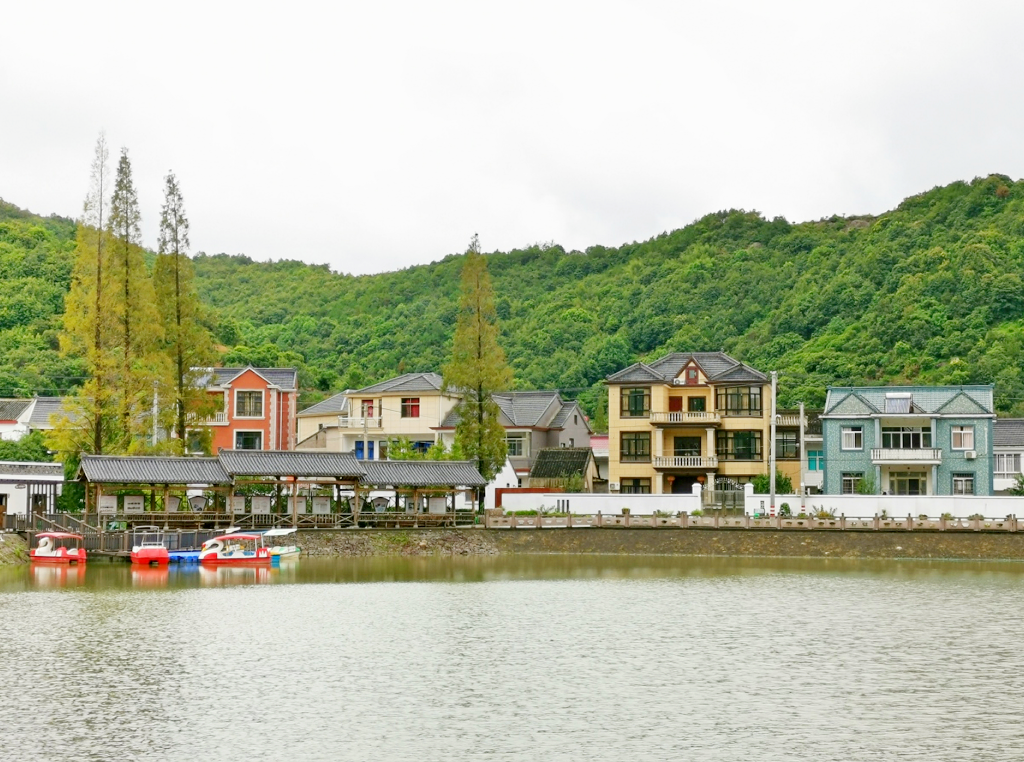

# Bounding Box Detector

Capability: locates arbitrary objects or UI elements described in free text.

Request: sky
[2,1,1024,275]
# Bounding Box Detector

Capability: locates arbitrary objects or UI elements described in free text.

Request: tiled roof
[352,372,444,395]
[529,448,594,479]
[994,419,1024,448]
[28,397,70,428]
[0,399,31,421]
[297,392,350,417]
[218,450,364,478]
[0,460,63,478]
[439,390,566,429]
[78,456,231,485]
[824,386,995,417]
[606,352,766,384]
[361,460,486,487]
[206,367,298,390]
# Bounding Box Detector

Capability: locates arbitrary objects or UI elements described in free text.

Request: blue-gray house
[821,385,995,496]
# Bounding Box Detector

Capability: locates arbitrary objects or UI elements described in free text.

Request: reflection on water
[2,555,1024,761]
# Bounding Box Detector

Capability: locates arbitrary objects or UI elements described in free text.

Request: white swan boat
[30,532,87,564]
[264,527,301,559]
[199,533,271,565]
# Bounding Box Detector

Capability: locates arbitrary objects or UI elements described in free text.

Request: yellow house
[606,352,771,494]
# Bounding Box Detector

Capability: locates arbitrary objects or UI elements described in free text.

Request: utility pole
[769,371,777,515]
[152,381,159,447]
[798,401,806,514]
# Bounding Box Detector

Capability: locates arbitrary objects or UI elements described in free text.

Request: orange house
[196,367,298,452]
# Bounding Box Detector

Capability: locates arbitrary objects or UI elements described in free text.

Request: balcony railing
[650,411,722,425]
[338,416,383,430]
[652,455,719,469]
[188,411,228,425]
[871,448,943,463]
[775,414,801,426]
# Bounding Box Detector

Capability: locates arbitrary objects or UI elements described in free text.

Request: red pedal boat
[30,532,87,564]
[130,526,170,566]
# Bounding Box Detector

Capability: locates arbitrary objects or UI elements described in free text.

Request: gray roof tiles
[440,390,569,429]
[994,419,1024,447]
[0,461,63,478]
[606,352,767,384]
[529,448,594,479]
[218,450,364,478]
[361,460,486,487]
[297,392,350,418]
[208,367,298,390]
[824,386,995,417]
[28,397,69,428]
[352,372,444,395]
[0,399,31,421]
[78,456,231,485]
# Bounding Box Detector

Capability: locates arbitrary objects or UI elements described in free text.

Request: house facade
[821,385,995,495]
[295,392,350,448]
[436,390,592,485]
[606,352,771,495]
[993,419,1024,494]
[0,399,33,441]
[195,367,299,452]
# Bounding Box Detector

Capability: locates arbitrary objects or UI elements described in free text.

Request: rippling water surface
[2,556,1023,761]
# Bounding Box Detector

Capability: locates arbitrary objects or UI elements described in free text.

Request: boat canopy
[263,528,298,537]
[211,533,262,541]
[37,532,83,540]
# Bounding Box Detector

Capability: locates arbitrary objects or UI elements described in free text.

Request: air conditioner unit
[672,378,685,385]
[609,482,620,491]
[965,451,977,460]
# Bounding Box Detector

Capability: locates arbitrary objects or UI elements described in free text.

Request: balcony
[775,414,801,427]
[652,455,719,469]
[338,416,383,430]
[650,411,721,426]
[871,448,942,465]
[188,411,228,426]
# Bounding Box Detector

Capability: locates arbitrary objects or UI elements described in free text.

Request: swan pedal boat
[130,526,170,566]
[264,527,301,559]
[199,533,272,565]
[30,532,87,564]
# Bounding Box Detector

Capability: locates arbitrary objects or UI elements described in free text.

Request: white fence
[501,487,702,516]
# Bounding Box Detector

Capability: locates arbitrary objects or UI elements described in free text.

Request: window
[235,390,263,417]
[621,432,651,462]
[401,398,420,418]
[686,368,698,384]
[688,396,706,412]
[775,431,799,459]
[841,472,863,494]
[807,450,823,470]
[355,440,375,460]
[411,441,432,455]
[620,478,651,494]
[952,426,974,450]
[881,427,931,449]
[620,388,651,417]
[842,426,863,450]
[952,473,975,495]
[716,386,762,416]
[674,436,701,457]
[889,471,926,495]
[716,430,762,461]
[506,434,526,457]
[235,431,262,450]
[360,399,374,418]
[995,453,1022,476]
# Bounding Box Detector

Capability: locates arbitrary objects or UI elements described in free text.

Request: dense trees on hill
[3,173,1024,438]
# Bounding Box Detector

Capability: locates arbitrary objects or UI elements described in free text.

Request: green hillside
[3,174,1024,425]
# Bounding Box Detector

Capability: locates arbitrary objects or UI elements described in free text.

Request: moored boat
[130,526,170,566]
[30,532,87,564]
[264,527,301,559]
[198,533,272,565]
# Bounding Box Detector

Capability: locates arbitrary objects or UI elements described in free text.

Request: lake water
[1,556,1023,761]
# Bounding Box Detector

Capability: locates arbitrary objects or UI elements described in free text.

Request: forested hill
[3,174,1024,425]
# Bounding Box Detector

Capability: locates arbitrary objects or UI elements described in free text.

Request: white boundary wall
[501,484,702,515]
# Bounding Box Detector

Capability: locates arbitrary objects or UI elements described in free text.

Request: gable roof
[823,386,995,417]
[297,392,350,418]
[438,390,568,429]
[78,456,231,485]
[529,448,594,479]
[0,399,31,421]
[994,419,1024,448]
[205,367,298,390]
[352,372,444,395]
[28,397,72,429]
[605,352,767,384]
[361,460,486,487]
[218,449,364,479]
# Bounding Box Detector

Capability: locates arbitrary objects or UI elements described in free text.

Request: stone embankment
[297,527,1024,561]
[0,533,28,564]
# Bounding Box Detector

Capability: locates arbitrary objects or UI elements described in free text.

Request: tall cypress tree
[107,147,163,450]
[442,235,513,491]
[55,134,119,455]
[154,172,215,452]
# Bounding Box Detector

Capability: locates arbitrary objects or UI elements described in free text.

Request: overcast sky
[2,1,1023,275]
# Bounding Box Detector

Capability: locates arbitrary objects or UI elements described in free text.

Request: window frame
[841,426,863,451]
[234,430,263,450]
[881,426,932,449]
[715,386,763,416]
[620,432,652,463]
[620,387,651,418]
[806,449,823,471]
[951,426,975,451]
[620,478,651,494]
[995,453,1022,476]
[506,434,526,458]
[716,430,762,461]
[234,389,264,419]
[952,473,975,495]
[775,430,799,459]
[841,472,863,494]
[400,397,421,418]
